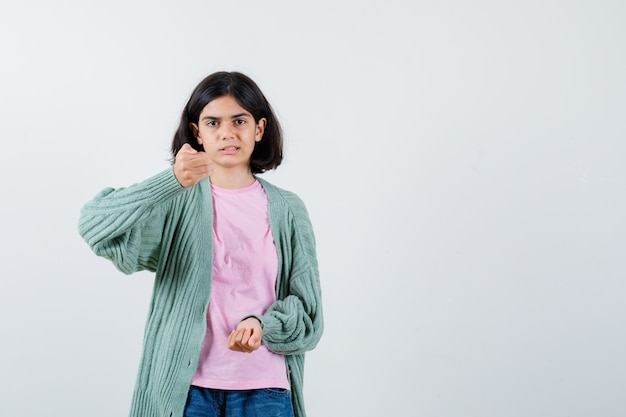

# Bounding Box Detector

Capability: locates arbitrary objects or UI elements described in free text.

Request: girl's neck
[209,167,256,189]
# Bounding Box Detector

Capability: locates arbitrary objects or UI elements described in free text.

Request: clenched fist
[228,317,263,353]
[173,143,214,188]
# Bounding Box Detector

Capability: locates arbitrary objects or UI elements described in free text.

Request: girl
[78,71,323,417]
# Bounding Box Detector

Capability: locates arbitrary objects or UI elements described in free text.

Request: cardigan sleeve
[78,168,185,274]
[256,194,324,356]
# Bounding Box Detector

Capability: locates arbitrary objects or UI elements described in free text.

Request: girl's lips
[219,146,240,154]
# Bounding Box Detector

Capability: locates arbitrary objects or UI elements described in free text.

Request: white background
[1,1,625,416]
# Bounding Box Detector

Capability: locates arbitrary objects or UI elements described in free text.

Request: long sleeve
[78,168,185,274]
[80,171,214,417]
[258,187,324,356]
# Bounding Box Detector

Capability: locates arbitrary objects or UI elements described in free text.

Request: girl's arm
[78,168,185,274]
[255,198,324,356]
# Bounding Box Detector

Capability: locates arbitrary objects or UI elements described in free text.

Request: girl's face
[191,95,266,173]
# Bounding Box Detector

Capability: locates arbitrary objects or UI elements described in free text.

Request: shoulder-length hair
[171,71,283,174]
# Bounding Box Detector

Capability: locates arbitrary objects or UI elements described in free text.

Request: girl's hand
[227,317,263,353]
[173,143,214,188]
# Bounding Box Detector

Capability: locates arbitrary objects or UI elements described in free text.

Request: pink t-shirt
[191,180,290,390]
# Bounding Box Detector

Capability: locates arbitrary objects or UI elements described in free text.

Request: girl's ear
[255,118,267,142]
[189,123,202,144]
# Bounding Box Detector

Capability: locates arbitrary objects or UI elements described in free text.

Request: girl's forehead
[201,95,249,116]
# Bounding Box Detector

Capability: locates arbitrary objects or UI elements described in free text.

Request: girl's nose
[219,125,235,139]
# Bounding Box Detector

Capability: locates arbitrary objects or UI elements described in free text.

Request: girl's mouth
[220,146,240,154]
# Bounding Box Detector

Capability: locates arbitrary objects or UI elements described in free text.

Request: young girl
[78,72,323,417]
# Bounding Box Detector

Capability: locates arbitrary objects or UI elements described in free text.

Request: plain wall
[1,0,625,416]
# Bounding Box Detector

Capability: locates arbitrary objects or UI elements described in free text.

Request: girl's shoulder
[257,178,306,207]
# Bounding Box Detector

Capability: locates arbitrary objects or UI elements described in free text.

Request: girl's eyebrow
[201,112,251,121]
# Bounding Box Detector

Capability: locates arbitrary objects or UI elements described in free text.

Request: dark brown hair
[171,71,283,174]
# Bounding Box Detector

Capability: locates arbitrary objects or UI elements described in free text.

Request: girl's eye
[234,119,246,125]
[207,121,218,127]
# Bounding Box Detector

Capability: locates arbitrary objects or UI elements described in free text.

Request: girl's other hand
[173,143,214,188]
[227,317,263,353]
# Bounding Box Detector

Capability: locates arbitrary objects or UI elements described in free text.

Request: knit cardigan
[78,168,323,417]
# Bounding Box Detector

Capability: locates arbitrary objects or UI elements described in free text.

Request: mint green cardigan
[78,168,323,417]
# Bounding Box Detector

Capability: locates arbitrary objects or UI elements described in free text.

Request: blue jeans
[183,386,295,417]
